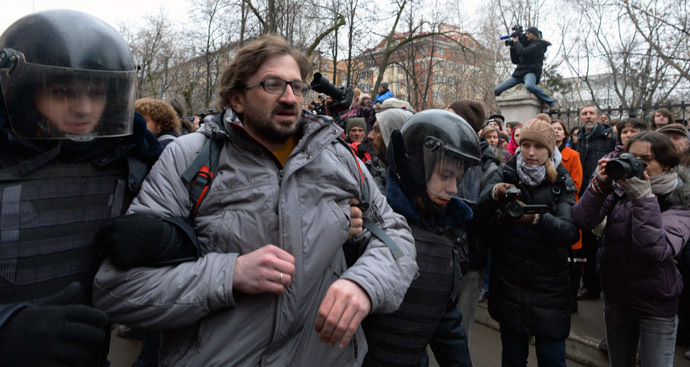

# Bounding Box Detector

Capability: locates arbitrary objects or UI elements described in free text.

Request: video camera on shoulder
[500,187,549,219]
[499,25,524,46]
[310,73,353,125]
[605,153,647,180]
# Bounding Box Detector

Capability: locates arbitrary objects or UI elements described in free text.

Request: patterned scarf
[516,152,546,187]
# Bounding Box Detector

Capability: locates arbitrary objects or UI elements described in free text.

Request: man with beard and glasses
[92,34,417,366]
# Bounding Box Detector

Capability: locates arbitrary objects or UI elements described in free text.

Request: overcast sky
[1,0,486,35]
[0,0,191,33]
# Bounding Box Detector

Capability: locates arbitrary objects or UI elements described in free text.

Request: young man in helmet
[92,34,417,366]
[362,109,479,366]
[0,10,163,366]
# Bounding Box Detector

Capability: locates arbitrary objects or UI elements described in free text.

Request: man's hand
[233,245,295,295]
[315,279,371,349]
[349,198,363,239]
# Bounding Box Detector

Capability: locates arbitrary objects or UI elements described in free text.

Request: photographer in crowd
[474,114,578,367]
[494,26,556,108]
[572,131,690,367]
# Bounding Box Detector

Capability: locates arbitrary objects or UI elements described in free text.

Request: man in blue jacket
[374,81,394,107]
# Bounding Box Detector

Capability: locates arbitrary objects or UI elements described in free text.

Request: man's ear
[228,90,244,114]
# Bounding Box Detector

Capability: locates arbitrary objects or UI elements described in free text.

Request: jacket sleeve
[631,199,690,263]
[571,184,615,230]
[340,162,417,314]
[469,166,506,239]
[531,180,579,247]
[513,40,544,59]
[93,136,238,329]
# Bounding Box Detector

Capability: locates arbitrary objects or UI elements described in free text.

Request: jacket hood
[479,138,499,165]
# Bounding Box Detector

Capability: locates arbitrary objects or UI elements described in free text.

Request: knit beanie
[657,123,688,138]
[526,27,540,38]
[446,99,487,133]
[345,118,366,134]
[519,113,555,156]
[381,81,389,90]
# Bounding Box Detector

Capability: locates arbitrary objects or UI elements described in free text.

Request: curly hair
[135,98,180,134]
[216,34,312,110]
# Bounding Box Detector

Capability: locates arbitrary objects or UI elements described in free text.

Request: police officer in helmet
[0,10,162,366]
[363,110,479,366]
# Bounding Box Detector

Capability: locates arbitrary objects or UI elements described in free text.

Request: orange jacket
[560,145,583,250]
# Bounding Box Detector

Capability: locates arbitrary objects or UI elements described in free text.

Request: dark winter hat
[657,123,688,138]
[345,117,366,134]
[519,113,555,156]
[446,99,487,133]
[486,118,503,131]
[381,81,389,89]
[489,113,505,122]
[526,27,540,37]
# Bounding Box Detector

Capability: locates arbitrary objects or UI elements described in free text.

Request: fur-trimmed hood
[668,165,690,209]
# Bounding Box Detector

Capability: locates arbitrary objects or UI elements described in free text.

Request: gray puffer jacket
[93,109,417,366]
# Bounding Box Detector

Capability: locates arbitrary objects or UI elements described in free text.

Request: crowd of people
[0,9,689,367]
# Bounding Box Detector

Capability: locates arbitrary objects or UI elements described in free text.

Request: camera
[500,25,524,46]
[605,153,647,180]
[310,73,354,125]
[500,187,549,219]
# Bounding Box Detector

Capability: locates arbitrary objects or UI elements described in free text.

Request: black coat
[510,39,550,84]
[574,123,616,197]
[474,157,579,339]
[467,138,502,271]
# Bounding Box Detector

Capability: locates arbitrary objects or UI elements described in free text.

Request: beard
[243,101,302,146]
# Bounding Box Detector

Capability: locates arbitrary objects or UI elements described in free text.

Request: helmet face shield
[1,51,136,140]
[423,136,479,205]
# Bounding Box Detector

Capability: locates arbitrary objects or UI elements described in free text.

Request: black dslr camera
[605,153,647,180]
[500,187,549,219]
[310,73,354,125]
[500,25,524,46]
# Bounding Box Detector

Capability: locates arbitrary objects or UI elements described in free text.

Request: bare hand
[492,183,515,204]
[233,245,295,295]
[315,279,371,349]
[349,198,363,239]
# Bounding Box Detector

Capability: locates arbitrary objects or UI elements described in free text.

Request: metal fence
[548,101,689,131]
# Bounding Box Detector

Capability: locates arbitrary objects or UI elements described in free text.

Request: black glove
[98,214,198,269]
[0,283,109,367]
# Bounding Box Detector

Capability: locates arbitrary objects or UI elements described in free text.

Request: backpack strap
[181,135,224,219]
[335,137,404,260]
[157,134,177,144]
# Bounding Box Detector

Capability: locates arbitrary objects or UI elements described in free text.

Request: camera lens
[605,159,632,180]
[505,201,524,219]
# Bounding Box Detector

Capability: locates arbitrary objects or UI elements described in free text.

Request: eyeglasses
[244,78,310,96]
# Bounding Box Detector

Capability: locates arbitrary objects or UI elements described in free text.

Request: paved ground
[108,298,690,366]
